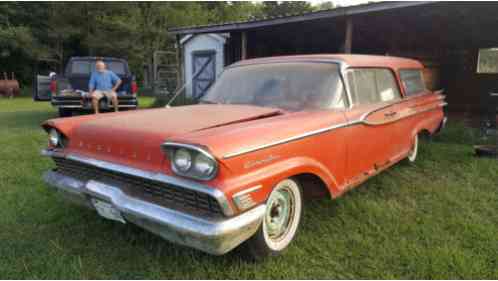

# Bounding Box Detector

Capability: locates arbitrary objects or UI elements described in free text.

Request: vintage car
[41,54,447,259]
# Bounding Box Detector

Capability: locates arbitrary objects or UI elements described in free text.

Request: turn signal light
[232,185,262,211]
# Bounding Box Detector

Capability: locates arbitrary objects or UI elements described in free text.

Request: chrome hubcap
[265,187,294,241]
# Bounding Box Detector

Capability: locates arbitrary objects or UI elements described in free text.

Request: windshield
[200,62,346,111]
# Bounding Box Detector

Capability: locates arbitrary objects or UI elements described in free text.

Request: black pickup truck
[34,57,138,117]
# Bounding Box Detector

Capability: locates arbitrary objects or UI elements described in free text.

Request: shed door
[192,51,216,99]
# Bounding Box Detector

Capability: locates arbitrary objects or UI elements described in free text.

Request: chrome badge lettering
[244,155,280,169]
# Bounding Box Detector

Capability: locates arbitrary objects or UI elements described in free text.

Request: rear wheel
[407,134,419,163]
[58,108,73,117]
[242,178,303,261]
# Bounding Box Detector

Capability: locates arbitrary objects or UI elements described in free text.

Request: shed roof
[168,1,434,35]
[231,54,423,70]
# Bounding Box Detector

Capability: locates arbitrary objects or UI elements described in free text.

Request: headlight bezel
[45,127,68,149]
[49,128,61,147]
[163,142,218,181]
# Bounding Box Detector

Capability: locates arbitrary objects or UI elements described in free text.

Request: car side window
[347,68,401,106]
[399,69,426,96]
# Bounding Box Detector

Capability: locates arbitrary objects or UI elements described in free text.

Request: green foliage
[0,2,263,87]
[260,1,313,17]
[0,1,340,86]
[477,48,498,74]
[313,1,336,11]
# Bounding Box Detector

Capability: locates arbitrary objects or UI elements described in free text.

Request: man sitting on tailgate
[88,60,122,114]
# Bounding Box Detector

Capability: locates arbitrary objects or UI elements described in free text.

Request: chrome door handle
[384,111,397,117]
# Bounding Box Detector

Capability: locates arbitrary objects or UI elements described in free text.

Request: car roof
[232,54,423,70]
[69,56,126,62]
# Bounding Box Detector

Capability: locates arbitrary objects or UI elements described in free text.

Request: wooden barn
[169,1,498,118]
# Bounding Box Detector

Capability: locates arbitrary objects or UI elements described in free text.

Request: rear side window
[69,60,127,75]
[399,69,426,96]
[71,61,92,75]
[107,61,126,75]
[347,68,401,106]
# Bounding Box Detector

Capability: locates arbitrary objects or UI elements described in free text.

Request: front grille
[52,157,223,217]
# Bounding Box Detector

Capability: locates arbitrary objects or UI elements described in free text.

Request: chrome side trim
[232,184,263,198]
[223,100,447,159]
[362,102,447,126]
[223,121,359,159]
[161,142,219,181]
[41,149,234,216]
[43,170,265,255]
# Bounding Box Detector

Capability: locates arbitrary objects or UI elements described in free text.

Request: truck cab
[34,57,138,117]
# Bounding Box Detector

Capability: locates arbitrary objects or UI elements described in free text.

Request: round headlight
[173,148,192,172]
[49,129,60,147]
[194,153,215,176]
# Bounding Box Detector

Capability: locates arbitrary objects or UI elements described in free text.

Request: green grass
[0,97,497,279]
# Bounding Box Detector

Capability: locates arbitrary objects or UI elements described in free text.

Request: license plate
[91,199,125,224]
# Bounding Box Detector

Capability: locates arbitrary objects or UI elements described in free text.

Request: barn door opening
[192,51,216,100]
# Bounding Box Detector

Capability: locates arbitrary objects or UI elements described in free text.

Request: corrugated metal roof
[168,1,433,35]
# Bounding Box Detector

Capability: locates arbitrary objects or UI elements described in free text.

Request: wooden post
[175,34,182,86]
[344,17,353,54]
[241,31,247,60]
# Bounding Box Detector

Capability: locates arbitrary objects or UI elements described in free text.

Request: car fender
[411,109,444,138]
[223,155,339,205]
[41,114,101,136]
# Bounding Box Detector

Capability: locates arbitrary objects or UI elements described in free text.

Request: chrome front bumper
[43,170,265,255]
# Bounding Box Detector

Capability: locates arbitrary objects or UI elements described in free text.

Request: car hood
[44,105,282,171]
[169,109,347,163]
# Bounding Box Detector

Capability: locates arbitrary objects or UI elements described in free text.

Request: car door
[343,68,403,186]
[390,69,432,157]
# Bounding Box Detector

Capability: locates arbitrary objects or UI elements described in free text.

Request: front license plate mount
[91,198,126,224]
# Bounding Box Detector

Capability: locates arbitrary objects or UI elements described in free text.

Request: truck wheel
[242,178,303,261]
[58,108,73,117]
[406,134,418,163]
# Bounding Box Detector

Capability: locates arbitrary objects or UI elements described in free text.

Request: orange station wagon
[41,55,447,259]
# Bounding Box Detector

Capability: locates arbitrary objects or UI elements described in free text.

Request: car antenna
[166,67,205,108]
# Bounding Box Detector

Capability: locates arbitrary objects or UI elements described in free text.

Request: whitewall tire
[407,134,418,163]
[242,178,303,260]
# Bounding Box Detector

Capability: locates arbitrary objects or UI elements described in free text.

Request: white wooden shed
[180,33,228,99]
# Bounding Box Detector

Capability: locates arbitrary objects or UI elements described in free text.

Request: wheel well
[293,173,331,200]
[418,129,432,141]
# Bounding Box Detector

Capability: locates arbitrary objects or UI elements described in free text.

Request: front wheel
[406,133,419,163]
[242,178,303,261]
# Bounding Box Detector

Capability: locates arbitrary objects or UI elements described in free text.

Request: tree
[260,1,313,18]
[0,2,264,88]
[314,1,335,11]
